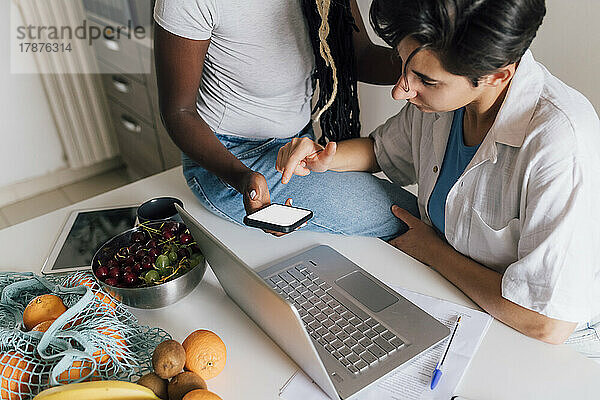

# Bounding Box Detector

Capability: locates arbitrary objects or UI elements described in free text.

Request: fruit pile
[93,222,204,288]
[137,330,226,400]
[0,291,124,399]
[20,292,126,379]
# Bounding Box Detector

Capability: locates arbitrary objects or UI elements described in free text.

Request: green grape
[156,254,170,269]
[190,253,205,267]
[145,269,160,283]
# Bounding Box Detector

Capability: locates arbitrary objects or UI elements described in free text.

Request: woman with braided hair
[153,0,418,238]
[276,0,600,352]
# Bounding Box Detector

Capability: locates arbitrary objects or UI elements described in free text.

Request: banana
[33,380,160,400]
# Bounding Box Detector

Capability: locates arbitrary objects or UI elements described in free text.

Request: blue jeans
[565,317,600,363]
[182,127,419,240]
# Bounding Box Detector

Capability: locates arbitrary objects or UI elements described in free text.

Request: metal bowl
[91,221,207,309]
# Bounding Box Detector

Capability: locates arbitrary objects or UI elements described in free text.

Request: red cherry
[177,248,190,259]
[162,231,175,240]
[107,259,119,269]
[105,278,118,286]
[131,231,146,243]
[125,255,135,266]
[108,267,120,279]
[128,243,142,255]
[133,263,143,273]
[135,249,147,261]
[179,233,192,245]
[95,266,109,280]
[123,272,137,286]
[163,221,178,234]
[147,249,159,261]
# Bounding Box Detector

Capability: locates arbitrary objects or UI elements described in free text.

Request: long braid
[313,0,337,123]
[302,0,361,145]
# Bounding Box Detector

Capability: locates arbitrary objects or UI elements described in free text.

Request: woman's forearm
[162,109,251,193]
[155,28,253,194]
[329,138,381,173]
[425,241,577,344]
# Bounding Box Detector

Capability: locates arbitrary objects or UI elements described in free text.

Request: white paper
[279,285,492,400]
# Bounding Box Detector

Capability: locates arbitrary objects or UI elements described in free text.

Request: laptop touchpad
[335,271,398,313]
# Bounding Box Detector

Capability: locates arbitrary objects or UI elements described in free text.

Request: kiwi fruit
[152,339,186,379]
[137,372,168,399]
[168,371,208,400]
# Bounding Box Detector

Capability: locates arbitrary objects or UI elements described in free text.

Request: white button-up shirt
[370,50,600,324]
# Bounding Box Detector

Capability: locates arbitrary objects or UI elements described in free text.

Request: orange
[0,351,34,400]
[62,276,119,329]
[31,319,56,333]
[62,318,83,330]
[22,295,67,331]
[57,360,101,383]
[92,327,128,368]
[72,275,119,310]
[183,389,223,400]
[182,330,226,380]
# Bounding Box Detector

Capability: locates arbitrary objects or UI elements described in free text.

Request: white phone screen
[247,204,311,227]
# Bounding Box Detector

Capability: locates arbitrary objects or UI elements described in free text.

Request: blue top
[428,108,480,233]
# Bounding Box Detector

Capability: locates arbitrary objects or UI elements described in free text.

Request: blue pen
[430,315,462,390]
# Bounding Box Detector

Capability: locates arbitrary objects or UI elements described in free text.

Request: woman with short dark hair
[276,0,600,352]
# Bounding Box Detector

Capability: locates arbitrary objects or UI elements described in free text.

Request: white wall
[529,0,600,113]
[356,0,600,136]
[0,3,66,188]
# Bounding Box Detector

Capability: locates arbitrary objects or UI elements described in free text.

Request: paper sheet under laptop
[280,285,492,400]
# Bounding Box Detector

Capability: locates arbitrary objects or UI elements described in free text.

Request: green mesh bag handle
[0,271,171,399]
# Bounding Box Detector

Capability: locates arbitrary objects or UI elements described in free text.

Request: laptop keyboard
[267,263,405,375]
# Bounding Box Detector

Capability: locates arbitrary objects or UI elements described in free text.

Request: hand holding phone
[243,203,313,233]
[239,170,271,215]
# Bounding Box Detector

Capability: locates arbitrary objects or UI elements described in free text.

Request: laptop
[177,205,449,399]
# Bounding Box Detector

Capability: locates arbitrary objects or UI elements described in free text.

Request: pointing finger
[276,146,284,172]
[282,152,306,184]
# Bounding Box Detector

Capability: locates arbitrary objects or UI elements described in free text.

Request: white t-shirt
[154,0,315,138]
[371,50,600,324]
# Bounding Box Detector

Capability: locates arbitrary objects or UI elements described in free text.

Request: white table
[1,167,598,399]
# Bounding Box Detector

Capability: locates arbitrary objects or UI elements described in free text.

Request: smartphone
[243,203,313,233]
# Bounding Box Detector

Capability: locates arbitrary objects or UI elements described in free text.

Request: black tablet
[41,205,137,274]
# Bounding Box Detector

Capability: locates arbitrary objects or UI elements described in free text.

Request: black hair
[301,0,361,144]
[369,0,546,86]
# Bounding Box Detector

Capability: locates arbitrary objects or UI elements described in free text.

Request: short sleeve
[369,103,418,186]
[501,147,600,323]
[154,0,218,40]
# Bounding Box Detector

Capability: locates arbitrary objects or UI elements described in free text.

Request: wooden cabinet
[90,22,181,179]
